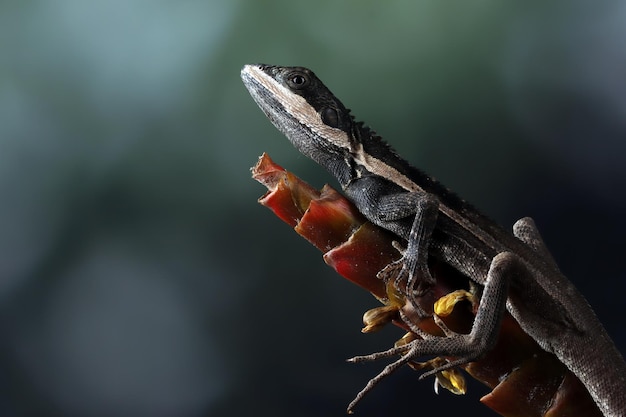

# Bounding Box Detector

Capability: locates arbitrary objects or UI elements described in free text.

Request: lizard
[240,64,626,416]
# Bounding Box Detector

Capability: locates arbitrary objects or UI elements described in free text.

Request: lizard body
[241,64,626,416]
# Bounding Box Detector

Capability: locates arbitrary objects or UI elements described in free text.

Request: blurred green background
[1,1,625,416]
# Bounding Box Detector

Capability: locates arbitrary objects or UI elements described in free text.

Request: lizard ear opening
[321,107,340,128]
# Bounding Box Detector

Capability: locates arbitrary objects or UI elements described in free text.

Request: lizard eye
[321,107,340,128]
[287,72,309,89]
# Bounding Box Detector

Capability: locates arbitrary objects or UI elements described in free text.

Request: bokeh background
[1,1,625,416]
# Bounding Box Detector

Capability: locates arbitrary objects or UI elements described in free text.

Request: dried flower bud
[362,305,399,333]
[385,279,405,308]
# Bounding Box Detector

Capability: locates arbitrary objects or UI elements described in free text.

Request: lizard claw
[377,258,434,296]
[377,257,434,318]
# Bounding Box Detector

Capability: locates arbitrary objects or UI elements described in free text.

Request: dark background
[1,1,625,416]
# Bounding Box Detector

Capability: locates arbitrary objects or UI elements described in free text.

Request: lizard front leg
[347,251,530,413]
[362,189,440,312]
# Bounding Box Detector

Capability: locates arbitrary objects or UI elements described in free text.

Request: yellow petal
[437,368,467,395]
[434,290,473,317]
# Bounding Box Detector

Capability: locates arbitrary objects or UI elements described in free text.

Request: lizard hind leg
[347,252,520,413]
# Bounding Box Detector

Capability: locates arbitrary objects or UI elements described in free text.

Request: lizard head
[241,64,359,182]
